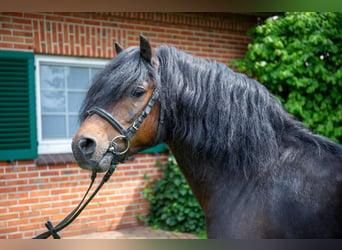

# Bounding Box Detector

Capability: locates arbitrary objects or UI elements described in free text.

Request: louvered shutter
[0,51,37,161]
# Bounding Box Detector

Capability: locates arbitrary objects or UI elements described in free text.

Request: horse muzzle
[72,134,131,173]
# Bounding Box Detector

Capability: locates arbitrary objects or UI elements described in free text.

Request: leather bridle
[33,87,163,239]
[87,88,161,163]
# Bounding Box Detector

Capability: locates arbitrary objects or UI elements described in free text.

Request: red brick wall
[0,12,260,239]
[0,154,166,239]
[0,12,258,61]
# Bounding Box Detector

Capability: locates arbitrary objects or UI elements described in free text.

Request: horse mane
[156,45,341,177]
[79,44,341,178]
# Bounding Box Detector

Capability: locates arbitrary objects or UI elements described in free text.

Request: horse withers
[72,36,342,238]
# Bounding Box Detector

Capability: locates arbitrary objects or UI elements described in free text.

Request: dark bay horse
[72,36,342,238]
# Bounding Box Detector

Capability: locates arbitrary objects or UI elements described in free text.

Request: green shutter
[141,143,169,154]
[0,51,37,161]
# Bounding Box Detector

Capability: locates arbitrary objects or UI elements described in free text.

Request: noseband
[86,87,161,163]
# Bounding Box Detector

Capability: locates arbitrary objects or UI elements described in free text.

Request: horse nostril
[78,137,97,157]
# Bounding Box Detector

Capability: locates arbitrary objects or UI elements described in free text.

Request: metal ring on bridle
[108,135,130,156]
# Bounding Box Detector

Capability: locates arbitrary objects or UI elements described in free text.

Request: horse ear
[115,42,124,54]
[139,35,152,63]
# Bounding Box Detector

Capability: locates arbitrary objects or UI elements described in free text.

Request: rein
[33,88,161,239]
[33,165,116,239]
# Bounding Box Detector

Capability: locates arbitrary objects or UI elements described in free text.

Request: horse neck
[166,142,215,213]
[166,140,254,213]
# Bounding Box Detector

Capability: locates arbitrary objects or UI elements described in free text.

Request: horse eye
[131,87,146,98]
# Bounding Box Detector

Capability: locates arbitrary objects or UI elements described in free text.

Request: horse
[72,35,342,238]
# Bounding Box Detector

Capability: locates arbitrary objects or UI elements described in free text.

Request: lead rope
[33,160,118,239]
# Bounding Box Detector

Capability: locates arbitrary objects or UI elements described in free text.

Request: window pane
[67,66,89,90]
[68,92,86,113]
[42,115,66,139]
[40,65,65,89]
[89,67,102,86]
[68,115,80,137]
[41,91,65,112]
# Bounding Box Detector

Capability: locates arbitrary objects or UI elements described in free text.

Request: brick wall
[0,154,166,239]
[0,12,259,61]
[0,12,261,239]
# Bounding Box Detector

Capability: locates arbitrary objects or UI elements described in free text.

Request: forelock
[79,46,152,122]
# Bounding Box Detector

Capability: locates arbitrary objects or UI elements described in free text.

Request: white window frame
[35,55,109,155]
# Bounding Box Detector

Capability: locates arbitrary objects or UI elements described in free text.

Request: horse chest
[205,187,270,238]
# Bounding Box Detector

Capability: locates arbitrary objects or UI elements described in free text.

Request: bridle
[33,87,163,239]
[87,88,161,163]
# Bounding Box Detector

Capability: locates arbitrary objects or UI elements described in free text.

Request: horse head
[72,36,164,173]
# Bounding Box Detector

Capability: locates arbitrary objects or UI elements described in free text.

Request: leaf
[173,177,181,186]
[179,189,187,196]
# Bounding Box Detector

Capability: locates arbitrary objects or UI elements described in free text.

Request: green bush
[142,154,205,233]
[231,12,342,143]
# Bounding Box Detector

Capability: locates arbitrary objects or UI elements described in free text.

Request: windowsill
[35,153,76,166]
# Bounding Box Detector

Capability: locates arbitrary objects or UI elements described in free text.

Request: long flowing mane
[80,44,341,178]
[156,45,341,178]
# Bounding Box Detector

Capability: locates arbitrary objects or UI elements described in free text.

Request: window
[35,55,109,154]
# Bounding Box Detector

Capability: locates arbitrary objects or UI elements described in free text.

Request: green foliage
[231,12,342,143]
[142,155,205,233]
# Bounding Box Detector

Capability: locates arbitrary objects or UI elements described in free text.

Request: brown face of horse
[72,36,162,173]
